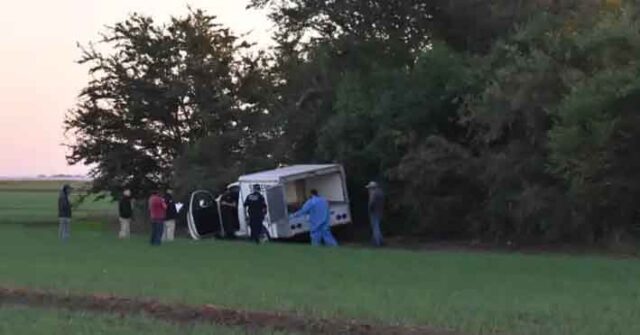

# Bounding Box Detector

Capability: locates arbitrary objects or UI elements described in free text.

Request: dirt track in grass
[0,287,462,335]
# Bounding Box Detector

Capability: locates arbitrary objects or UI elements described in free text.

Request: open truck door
[187,190,223,240]
[264,185,291,239]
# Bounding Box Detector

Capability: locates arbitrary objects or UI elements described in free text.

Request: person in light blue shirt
[290,190,338,247]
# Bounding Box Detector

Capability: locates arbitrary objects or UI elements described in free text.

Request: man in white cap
[118,189,133,239]
[366,181,385,247]
[163,189,178,242]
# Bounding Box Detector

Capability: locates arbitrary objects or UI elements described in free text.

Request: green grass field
[1,180,640,334]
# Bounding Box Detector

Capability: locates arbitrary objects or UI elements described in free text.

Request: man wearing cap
[220,183,240,239]
[163,189,178,242]
[290,189,338,247]
[244,184,267,244]
[366,181,385,247]
[118,189,133,239]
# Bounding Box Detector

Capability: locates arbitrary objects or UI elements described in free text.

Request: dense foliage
[65,10,267,198]
[67,0,640,245]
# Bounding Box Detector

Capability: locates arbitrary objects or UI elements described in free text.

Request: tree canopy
[67,1,640,245]
[66,10,263,198]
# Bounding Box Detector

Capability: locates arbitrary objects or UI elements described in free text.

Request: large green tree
[317,45,475,235]
[549,8,640,243]
[246,0,568,236]
[65,10,254,197]
[248,0,586,54]
[464,1,637,243]
[462,12,571,242]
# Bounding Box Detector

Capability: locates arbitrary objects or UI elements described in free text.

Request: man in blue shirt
[290,190,338,247]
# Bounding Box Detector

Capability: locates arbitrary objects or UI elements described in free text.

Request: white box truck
[186,164,352,240]
[235,164,352,239]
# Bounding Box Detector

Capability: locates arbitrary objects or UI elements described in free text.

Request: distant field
[0,180,115,226]
[0,180,89,192]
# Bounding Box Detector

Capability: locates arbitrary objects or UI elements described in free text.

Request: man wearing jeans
[366,181,385,247]
[290,190,338,247]
[148,191,166,246]
[58,184,72,241]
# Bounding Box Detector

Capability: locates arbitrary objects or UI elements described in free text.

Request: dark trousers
[150,221,164,246]
[249,216,265,243]
[221,209,239,239]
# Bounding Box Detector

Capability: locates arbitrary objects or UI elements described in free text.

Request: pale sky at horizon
[0,0,271,177]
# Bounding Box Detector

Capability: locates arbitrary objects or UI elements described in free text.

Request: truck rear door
[265,185,290,238]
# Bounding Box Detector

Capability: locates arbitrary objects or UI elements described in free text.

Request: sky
[0,0,271,177]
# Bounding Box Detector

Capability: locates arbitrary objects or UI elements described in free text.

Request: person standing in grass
[148,190,166,246]
[220,183,240,239]
[290,190,338,247]
[244,184,267,244]
[57,184,72,241]
[118,189,133,239]
[162,189,177,242]
[366,181,385,247]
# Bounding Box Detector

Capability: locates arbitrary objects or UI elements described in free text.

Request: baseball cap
[365,181,379,189]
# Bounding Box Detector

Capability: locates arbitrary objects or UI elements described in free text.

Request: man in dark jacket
[118,189,133,239]
[220,183,240,239]
[163,190,178,242]
[58,184,72,241]
[244,184,267,244]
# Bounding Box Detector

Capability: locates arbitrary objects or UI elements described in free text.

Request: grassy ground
[0,306,295,335]
[1,181,640,335]
[0,225,639,335]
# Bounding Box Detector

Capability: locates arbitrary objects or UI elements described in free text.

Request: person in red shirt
[148,190,167,246]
